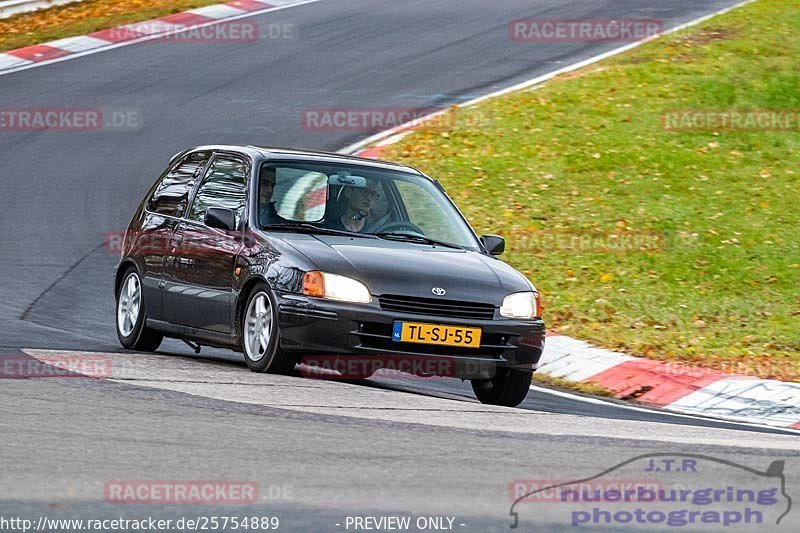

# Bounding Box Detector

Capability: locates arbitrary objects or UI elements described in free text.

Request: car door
[163,154,249,333]
[137,150,210,321]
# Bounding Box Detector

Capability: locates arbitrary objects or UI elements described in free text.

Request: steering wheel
[373,220,425,235]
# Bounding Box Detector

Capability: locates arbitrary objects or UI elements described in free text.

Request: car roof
[181,144,425,176]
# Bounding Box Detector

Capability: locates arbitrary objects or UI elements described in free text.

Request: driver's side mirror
[205,207,236,231]
[481,234,505,256]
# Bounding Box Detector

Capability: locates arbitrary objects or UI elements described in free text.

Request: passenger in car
[259,166,286,226]
[329,179,380,233]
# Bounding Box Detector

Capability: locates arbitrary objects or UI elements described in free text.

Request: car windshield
[258,161,480,250]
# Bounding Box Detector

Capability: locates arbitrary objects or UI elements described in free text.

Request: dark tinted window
[147,151,210,217]
[187,157,248,227]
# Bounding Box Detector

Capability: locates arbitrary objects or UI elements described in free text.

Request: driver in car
[330,179,380,233]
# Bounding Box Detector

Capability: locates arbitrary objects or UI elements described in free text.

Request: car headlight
[500,291,541,319]
[302,271,372,304]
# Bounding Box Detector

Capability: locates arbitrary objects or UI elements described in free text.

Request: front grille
[379,294,495,320]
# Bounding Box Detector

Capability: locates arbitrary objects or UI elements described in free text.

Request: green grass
[383,0,800,380]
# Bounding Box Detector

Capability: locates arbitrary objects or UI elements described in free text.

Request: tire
[471,368,532,407]
[240,283,295,374]
[116,267,163,352]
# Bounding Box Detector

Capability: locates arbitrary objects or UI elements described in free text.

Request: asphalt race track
[1,0,798,531]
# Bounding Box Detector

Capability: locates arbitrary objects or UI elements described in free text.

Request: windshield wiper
[261,223,375,239]
[373,232,464,250]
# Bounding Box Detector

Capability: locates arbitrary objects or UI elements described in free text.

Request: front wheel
[116,268,163,352]
[240,284,296,374]
[471,368,532,407]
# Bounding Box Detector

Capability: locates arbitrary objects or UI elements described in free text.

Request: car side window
[187,157,248,227]
[147,151,210,217]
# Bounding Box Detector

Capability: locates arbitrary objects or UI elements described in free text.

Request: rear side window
[187,157,248,227]
[147,151,210,217]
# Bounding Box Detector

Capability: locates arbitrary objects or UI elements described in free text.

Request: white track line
[530,385,800,436]
[0,0,323,77]
[7,0,781,433]
[339,0,756,155]
[336,0,798,433]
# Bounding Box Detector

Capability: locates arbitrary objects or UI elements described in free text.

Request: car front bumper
[276,292,545,379]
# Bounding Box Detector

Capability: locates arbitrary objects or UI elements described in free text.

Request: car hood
[274,233,532,305]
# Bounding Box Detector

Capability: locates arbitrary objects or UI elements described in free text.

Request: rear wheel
[241,284,295,374]
[471,368,532,407]
[116,268,163,351]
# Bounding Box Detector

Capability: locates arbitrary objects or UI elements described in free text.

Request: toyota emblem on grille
[431,287,446,296]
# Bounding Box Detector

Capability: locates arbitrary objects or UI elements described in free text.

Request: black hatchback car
[114,145,545,406]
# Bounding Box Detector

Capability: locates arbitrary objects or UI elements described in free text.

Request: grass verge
[382,0,799,381]
[0,0,234,52]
